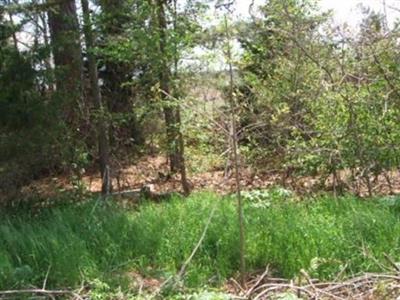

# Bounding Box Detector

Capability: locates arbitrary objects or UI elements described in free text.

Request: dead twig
[230,277,247,295]
[42,264,52,290]
[0,289,84,300]
[245,265,269,298]
[177,204,217,278]
[384,253,400,273]
[150,203,217,298]
[244,272,400,300]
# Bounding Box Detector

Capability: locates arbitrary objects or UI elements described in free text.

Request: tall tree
[171,0,190,195]
[81,0,112,194]
[156,0,179,172]
[4,0,17,51]
[47,0,83,124]
[156,0,190,194]
[98,0,144,148]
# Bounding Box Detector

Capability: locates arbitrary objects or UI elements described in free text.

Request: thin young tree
[171,0,190,195]
[217,0,246,286]
[81,0,112,195]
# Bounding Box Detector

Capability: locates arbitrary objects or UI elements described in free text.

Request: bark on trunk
[47,0,83,124]
[172,0,190,195]
[81,0,112,195]
[156,0,180,173]
[224,13,246,286]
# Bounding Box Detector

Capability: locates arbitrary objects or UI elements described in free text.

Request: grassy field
[1,190,400,297]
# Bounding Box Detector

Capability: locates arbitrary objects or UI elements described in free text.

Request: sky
[235,0,400,27]
[195,0,400,71]
[14,0,400,54]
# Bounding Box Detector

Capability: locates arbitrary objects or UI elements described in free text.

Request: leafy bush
[237,0,400,193]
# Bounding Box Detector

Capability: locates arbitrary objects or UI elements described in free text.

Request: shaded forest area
[2,0,400,299]
[2,0,400,201]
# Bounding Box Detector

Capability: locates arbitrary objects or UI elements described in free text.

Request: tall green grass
[1,192,400,291]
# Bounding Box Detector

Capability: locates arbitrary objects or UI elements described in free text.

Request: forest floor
[21,155,279,198]
[21,154,400,200]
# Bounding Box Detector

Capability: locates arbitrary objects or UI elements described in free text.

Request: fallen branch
[239,270,400,300]
[0,289,84,300]
[245,265,269,297]
[151,203,218,298]
[384,253,400,273]
[178,203,217,278]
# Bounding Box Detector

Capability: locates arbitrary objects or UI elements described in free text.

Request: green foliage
[0,44,71,196]
[285,14,400,181]
[1,192,400,293]
[235,0,400,192]
[241,187,293,208]
[93,0,209,155]
[0,14,91,201]
[236,0,329,169]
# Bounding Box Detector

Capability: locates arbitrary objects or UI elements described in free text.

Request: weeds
[1,191,400,293]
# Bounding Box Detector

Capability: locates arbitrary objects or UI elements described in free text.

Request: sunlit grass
[1,191,400,292]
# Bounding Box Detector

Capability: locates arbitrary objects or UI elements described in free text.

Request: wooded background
[1,0,400,203]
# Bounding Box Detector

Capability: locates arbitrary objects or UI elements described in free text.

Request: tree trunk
[99,0,144,148]
[224,13,246,286]
[81,0,112,195]
[171,0,190,195]
[175,105,190,195]
[39,12,55,92]
[6,6,18,51]
[47,0,83,125]
[156,0,180,173]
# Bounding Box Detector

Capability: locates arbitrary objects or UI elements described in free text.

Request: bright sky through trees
[236,0,400,27]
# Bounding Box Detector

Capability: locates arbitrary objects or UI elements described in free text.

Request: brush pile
[230,270,400,299]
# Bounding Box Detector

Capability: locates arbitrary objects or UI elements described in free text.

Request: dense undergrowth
[1,190,400,296]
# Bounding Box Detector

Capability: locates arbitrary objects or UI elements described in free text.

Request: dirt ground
[19,155,400,200]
